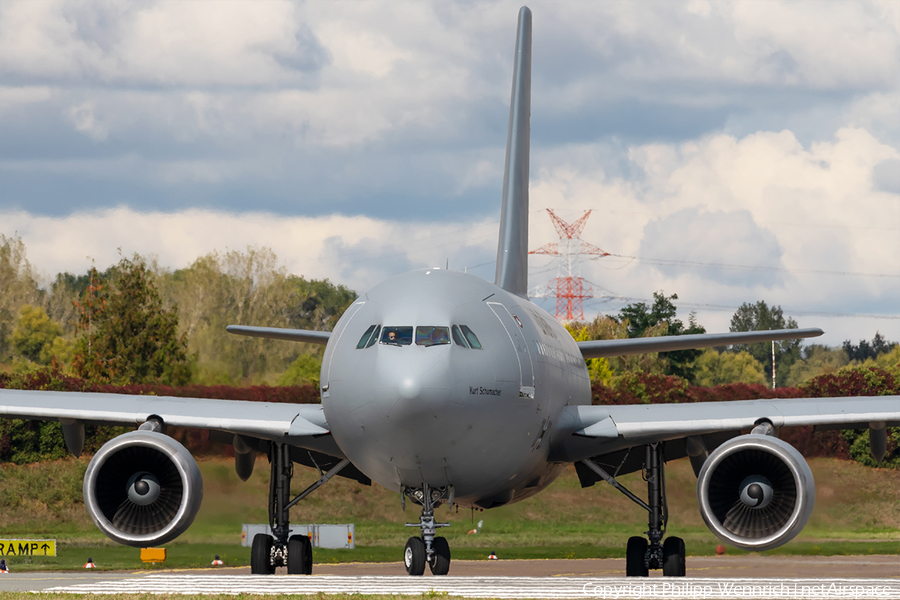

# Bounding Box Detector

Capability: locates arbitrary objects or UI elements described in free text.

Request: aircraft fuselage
[321,268,591,508]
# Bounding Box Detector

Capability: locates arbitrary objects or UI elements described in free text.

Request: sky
[1,0,898,347]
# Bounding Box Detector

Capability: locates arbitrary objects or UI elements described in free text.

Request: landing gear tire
[288,535,313,575]
[251,533,275,575]
[662,536,686,577]
[429,536,451,575]
[404,537,426,576]
[626,536,649,577]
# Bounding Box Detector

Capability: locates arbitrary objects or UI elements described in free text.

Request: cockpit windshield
[356,324,478,349]
[381,326,413,346]
[416,326,450,347]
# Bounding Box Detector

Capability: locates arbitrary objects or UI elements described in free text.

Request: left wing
[577,328,823,359]
[552,395,900,463]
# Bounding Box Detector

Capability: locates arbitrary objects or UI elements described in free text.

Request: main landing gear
[403,483,452,576]
[250,443,349,575]
[582,443,686,577]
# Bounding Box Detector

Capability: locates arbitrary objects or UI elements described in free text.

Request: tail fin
[494,6,532,298]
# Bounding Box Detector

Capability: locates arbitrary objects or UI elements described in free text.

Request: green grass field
[0,455,896,571]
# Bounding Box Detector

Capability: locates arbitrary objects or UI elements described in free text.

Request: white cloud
[527,124,900,344]
[0,0,898,347]
[0,86,55,113]
[0,207,499,294]
[66,101,107,140]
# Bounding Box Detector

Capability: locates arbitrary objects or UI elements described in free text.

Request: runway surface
[0,556,896,598]
[29,573,900,599]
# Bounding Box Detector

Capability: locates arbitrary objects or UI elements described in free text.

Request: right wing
[577,328,823,359]
[0,388,328,441]
[226,325,330,345]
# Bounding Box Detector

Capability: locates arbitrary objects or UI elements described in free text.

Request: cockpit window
[381,326,413,346]
[356,324,377,349]
[459,325,482,349]
[365,325,381,348]
[416,326,450,347]
[451,325,468,348]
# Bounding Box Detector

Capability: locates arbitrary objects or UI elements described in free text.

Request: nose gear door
[487,302,535,398]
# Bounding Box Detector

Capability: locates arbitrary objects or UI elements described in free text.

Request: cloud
[527,124,900,345]
[0,1,897,346]
[638,208,784,287]
[0,206,500,293]
[873,158,900,194]
[66,101,107,140]
[0,86,55,113]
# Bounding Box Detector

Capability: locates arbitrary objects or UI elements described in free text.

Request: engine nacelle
[697,434,814,551]
[83,431,203,547]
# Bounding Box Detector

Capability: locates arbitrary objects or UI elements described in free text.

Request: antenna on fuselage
[494,6,532,298]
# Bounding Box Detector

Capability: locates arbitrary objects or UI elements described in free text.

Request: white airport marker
[45,574,900,598]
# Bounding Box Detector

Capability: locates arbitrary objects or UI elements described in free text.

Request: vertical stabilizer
[494,6,532,298]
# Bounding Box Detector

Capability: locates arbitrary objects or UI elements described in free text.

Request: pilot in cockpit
[431,328,449,345]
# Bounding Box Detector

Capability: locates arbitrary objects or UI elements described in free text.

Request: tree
[0,235,42,364]
[568,315,666,375]
[843,332,897,363]
[277,352,323,388]
[785,345,849,387]
[160,247,355,384]
[72,258,193,385]
[729,301,800,387]
[617,291,706,380]
[693,349,767,387]
[10,305,69,365]
[565,321,615,385]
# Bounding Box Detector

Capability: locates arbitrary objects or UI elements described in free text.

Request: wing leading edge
[577,328,824,359]
[0,388,329,440]
[552,395,900,464]
[226,325,330,345]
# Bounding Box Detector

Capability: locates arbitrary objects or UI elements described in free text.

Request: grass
[0,456,896,571]
[5,540,899,573]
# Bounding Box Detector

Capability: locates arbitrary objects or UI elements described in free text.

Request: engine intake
[84,431,203,547]
[697,434,814,551]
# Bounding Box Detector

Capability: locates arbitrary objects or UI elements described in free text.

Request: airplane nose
[397,376,421,400]
[376,349,451,424]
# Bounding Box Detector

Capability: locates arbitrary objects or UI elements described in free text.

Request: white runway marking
[46,574,900,598]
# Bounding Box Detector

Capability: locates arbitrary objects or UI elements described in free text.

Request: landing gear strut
[249,443,348,575]
[583,443,686,577]
[403,483,452,575]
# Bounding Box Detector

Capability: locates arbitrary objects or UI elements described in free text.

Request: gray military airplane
[1,6,898,579]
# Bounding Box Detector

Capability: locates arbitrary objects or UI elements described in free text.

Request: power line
[593,253,900,279]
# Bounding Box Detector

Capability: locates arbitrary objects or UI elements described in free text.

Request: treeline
[0,235,356,386]
[567,292,900,389]
[1,235,898,468]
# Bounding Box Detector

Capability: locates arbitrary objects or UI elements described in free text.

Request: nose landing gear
[403,483,452,575]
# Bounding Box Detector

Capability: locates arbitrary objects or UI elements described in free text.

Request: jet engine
[83,431,203,547]
[696,434,814,551]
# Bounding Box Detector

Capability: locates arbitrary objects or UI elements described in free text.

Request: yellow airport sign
[0,539,56,556]
[140,548,166,563]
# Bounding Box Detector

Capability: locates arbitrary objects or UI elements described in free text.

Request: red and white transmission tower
[529,209,608,321]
